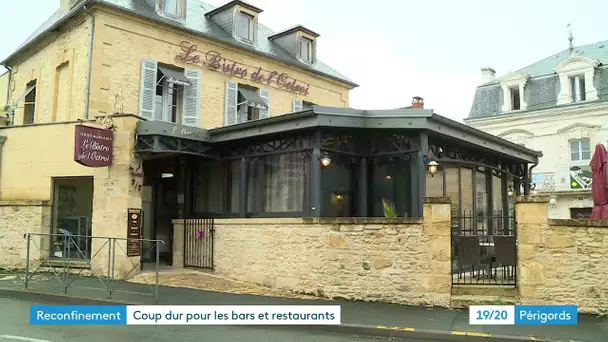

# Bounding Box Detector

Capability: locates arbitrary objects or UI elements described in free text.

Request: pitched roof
[484,39,608,85]
[1,0,358,87]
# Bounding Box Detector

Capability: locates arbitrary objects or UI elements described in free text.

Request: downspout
[525,162,538,195]
[0,64,10,199]
[83,5,95,120]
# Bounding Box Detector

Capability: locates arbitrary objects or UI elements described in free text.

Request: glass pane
[475,167,487,234]
[492,174,503,234]
[582,150,591,160]
[165,0,179,16]
[371,159,410,217]
[570,141,579,153]
[236,13,252,40]
[322,155,355,217]
[300,39,310,60]
[52,178,94,260]
[460,167,474,234]
[445,165,459,222]
[571,152,579,161]
[248,152,308,213]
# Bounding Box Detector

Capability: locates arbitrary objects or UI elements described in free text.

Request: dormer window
[499,72,528,112]
[555,54,599,105]
[299,37,313,63]
[269,25,320,65]
[570,75,586,102]
[236,11,254,41]
[157,0,186,20]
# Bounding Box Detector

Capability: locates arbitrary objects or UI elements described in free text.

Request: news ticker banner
[469,305,578,325]
[29,304,578,325]
[30,305,341,325]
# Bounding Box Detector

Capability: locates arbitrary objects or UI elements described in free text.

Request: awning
[158,66,191,86]
[238,87,267,109]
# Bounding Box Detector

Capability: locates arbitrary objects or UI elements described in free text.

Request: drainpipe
[83,5,95,120]
[525,162,538,195]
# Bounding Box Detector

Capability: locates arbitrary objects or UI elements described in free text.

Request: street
[0,296,435,342]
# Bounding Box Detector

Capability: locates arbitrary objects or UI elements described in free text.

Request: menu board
[127,208,142,257]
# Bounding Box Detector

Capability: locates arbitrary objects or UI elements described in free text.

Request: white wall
[466,101,608,218]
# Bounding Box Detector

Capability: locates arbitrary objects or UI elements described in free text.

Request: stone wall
[174,198,452,307]
[517,196,608,314]
[0,200,51,269]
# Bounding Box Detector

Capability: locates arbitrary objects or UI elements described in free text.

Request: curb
[0,288,564,342]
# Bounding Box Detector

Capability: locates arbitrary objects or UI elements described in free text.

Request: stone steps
[451,295,518,308]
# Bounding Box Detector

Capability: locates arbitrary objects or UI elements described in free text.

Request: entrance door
[154,174,178,265]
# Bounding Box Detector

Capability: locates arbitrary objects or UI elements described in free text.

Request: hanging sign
[74,125,113,167]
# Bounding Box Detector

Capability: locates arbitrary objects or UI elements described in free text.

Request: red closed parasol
[589,143,608,220]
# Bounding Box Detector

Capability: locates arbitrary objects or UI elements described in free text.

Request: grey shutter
[292,99,303,113]
[182,68,201,127]
[224,80,238,126]
[259,89,270,119]
[139,59,157,120]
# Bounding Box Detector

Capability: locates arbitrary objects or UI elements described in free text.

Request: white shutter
[139,59,157,120]
[259,89,270,119]
[292,99,303,113]
[224,80,238,126]
[182,68,201,127]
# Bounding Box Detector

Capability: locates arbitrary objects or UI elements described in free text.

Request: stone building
[0,0,539,275]
[465,37,608,219]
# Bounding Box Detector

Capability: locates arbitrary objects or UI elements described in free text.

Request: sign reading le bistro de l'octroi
[74,125,113,167]
[175,41,311,96]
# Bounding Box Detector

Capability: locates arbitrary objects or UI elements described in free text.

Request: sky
[2,0,608,122]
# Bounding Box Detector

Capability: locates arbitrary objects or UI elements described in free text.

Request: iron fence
[451,210,517,286]
[184,218,214,269]
[23,232,164,302]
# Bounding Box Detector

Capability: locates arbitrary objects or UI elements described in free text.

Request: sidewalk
[1,271,606,342]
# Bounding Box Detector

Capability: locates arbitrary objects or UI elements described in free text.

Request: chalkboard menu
[127,208,142,257]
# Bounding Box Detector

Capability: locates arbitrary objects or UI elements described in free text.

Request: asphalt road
[0,296,435,342]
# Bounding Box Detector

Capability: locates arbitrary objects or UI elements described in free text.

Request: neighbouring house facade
[0,71,7,123]
[465,39,608,219]
[0,0,540,278]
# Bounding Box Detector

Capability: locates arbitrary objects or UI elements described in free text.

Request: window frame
[235,11,255,42]
[155,67,185,124]
[509,86,520,111]
[570,138,591,162]
[299,37,314,63]
[569,75,586,102]
[23,80,37,125]
[236,83,261,123]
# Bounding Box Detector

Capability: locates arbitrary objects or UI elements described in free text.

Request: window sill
[235,37,256,46]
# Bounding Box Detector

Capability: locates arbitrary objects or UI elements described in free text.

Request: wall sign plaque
[175,41,311,96]
[74,125,113,167]
[127,208,142,257]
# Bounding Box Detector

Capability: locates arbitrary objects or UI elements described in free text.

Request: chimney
[481,67,496,84]
[411,96,424,109]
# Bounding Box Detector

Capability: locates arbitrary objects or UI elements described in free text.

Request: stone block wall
[175,198,452,307]
[517,196,608,315]
[0,200,51,269]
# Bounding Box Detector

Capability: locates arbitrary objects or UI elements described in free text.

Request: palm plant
[381,198,398,218]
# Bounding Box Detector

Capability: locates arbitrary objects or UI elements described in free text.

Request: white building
[465,39,608,219]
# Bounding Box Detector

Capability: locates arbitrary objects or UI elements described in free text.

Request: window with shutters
[237,84,260,121]
[155,67,185,124]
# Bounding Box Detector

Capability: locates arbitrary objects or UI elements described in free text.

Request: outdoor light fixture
[427,160,438,177]
[161,173,174,178]
[508,187,514,198]
[320,155,331,167]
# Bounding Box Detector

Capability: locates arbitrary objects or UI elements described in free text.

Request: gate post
[172,219,185,268]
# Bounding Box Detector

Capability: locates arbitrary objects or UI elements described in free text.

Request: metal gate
[451,210,517,286]
[184,218,215,269]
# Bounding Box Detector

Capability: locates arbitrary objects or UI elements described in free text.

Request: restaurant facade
[0,0,541,274]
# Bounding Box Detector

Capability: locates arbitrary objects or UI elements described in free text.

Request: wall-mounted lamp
[508,187,514,198]
[161,173,174,178]
[427,160,438,177]
[320,154,331,167]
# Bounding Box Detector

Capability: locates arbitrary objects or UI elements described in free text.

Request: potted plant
[53,241,63,258]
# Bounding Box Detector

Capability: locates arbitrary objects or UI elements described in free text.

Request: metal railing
[451,210,517,286]
[23,232,164,302]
